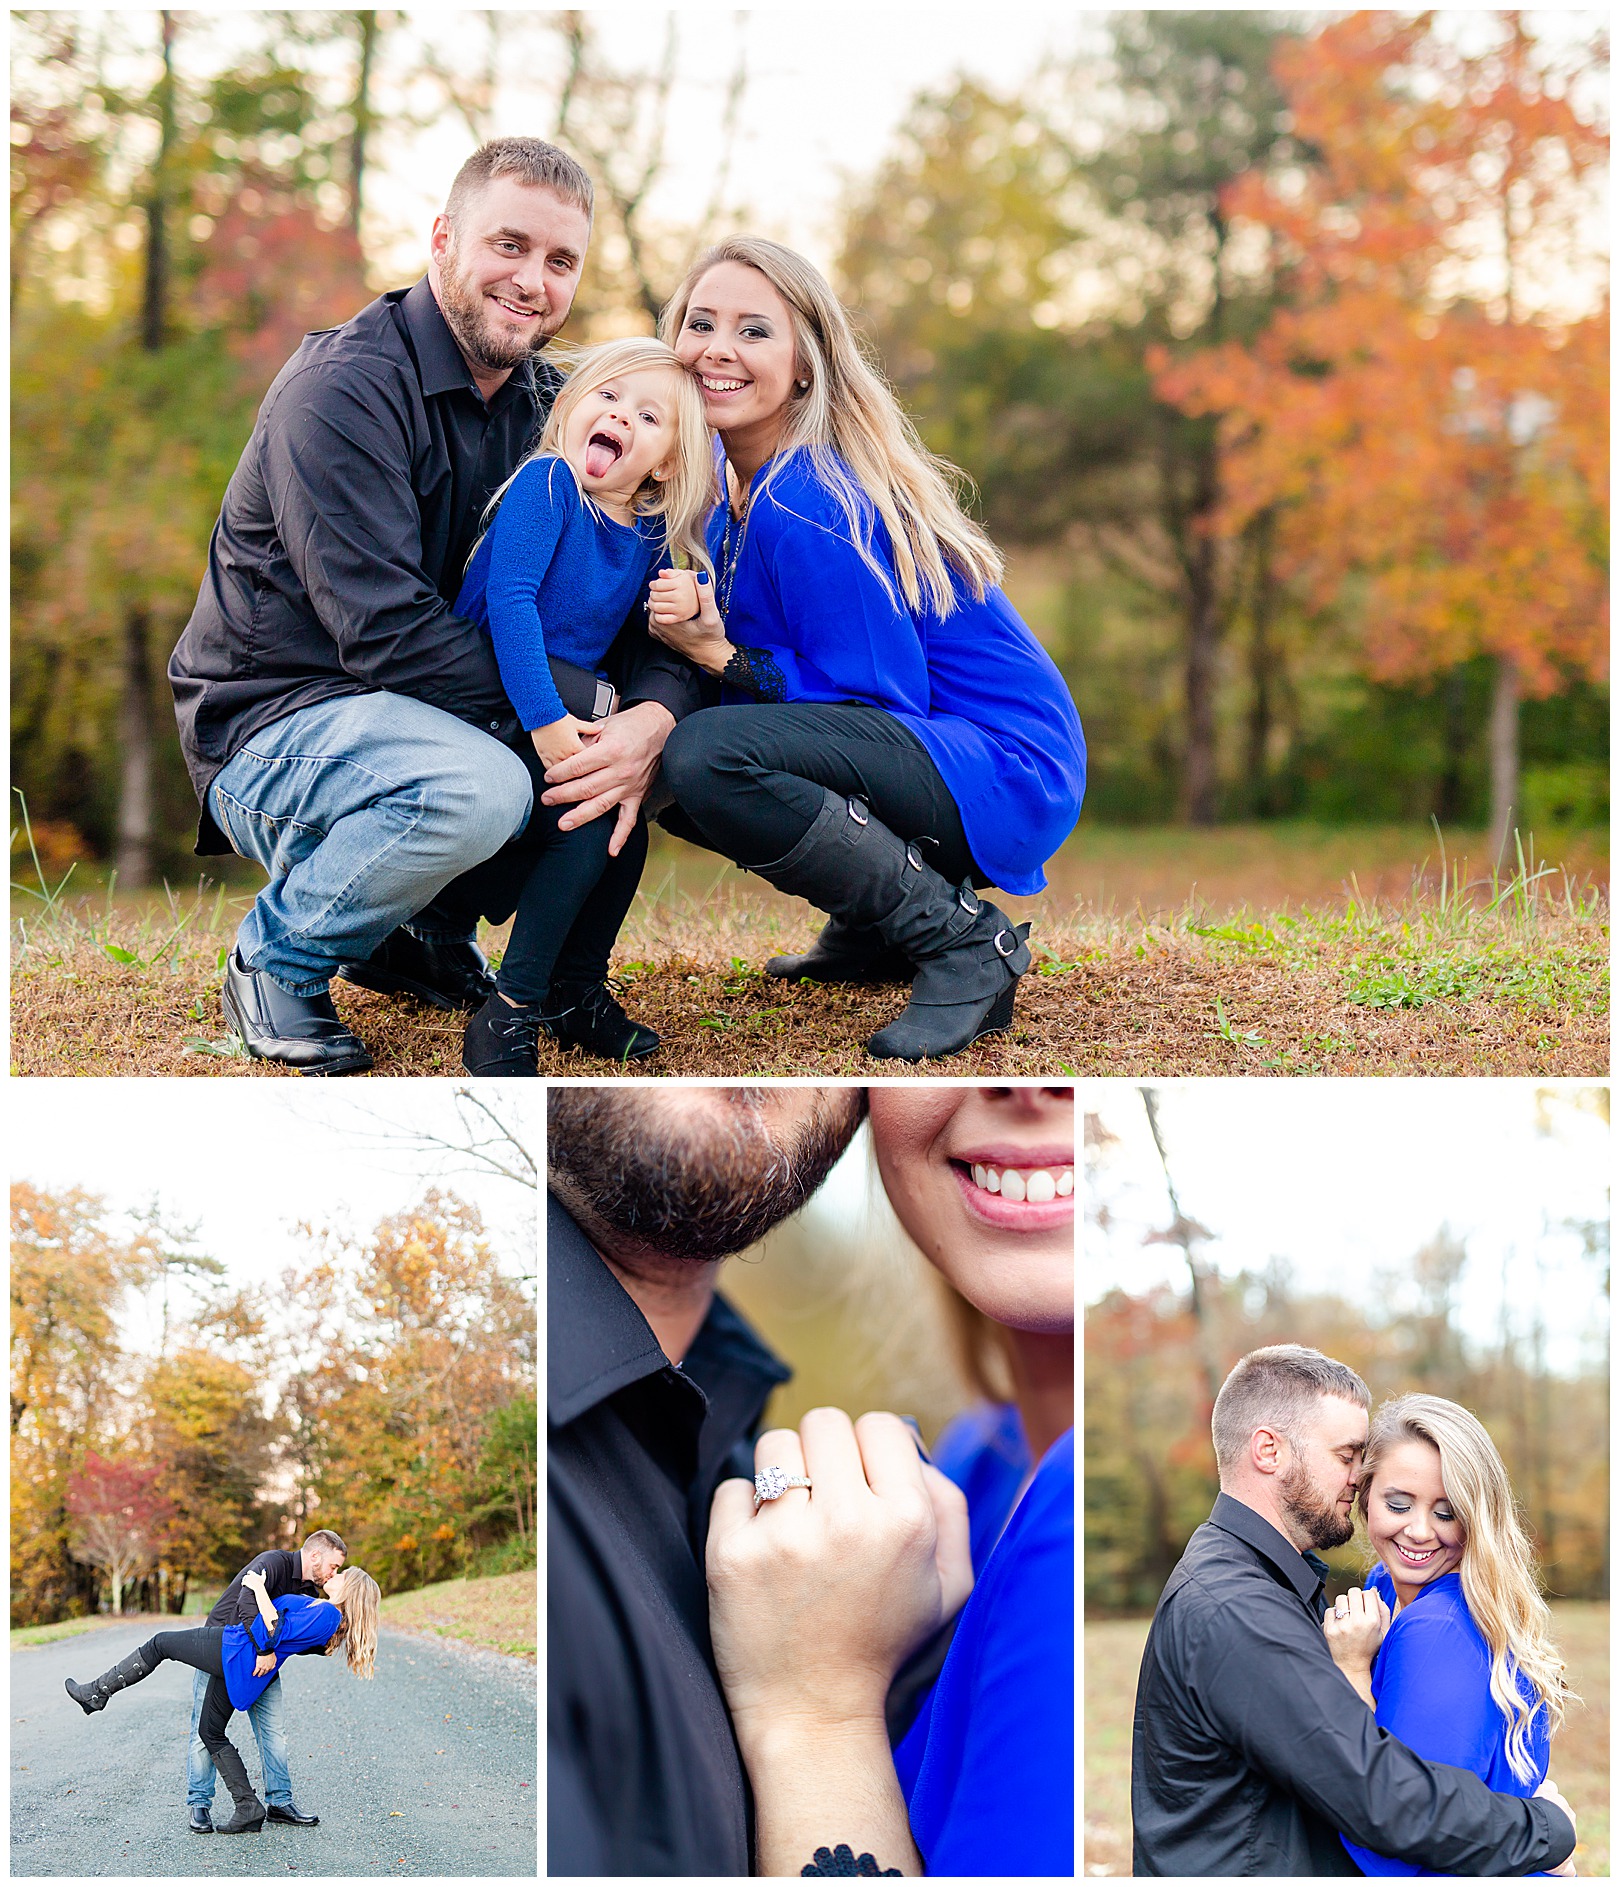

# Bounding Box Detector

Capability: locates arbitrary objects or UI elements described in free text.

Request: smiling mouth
[957,1160,1075,1206]
[1391,1541,1442,1567]
[584,432,624,478]
[492,295,540,321]
[699,374,749,394]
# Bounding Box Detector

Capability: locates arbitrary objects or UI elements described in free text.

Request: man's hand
[540,699,676,856]
[253,1652,277,1678]
[1536,1778,1577,1876]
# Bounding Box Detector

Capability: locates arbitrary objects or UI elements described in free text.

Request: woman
[645,237,1086,1062]
[1323,1395,1572,1877]
[705,1085,1073,1876]
[66,1564,380,1834]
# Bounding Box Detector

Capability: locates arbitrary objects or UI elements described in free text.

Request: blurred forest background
[10,1095,537,1627]
[10,8,1609,896]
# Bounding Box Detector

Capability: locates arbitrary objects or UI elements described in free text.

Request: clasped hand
[1321,1585,1390,1674]
[645,568,732,674]
[705,1408,972,1753]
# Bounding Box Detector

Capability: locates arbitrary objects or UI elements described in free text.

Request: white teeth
[701,376,746,391]
[968,1163,1075,1202]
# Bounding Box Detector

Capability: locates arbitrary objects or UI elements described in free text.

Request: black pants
[658,702,983,886]
[416,739,649,1005]
[138,1627,238,1766]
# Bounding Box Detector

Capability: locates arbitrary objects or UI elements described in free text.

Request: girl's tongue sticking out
[585,432,623,479]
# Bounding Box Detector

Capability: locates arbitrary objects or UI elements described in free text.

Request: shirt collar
[545,1194,789,1430]
[1209,1490,1327,1609]
[399,274,538,408]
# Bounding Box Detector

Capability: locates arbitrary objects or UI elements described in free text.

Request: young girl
[453,337,715,1075]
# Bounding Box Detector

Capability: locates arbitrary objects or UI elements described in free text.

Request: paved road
[11,1622,536,1878]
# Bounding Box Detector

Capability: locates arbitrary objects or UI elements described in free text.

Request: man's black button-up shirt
[205,1547,321,1638]
[1131,1491,1575,1877]
[547,1193,789,1878]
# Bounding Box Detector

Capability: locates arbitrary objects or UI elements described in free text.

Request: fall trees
[9,1181,535,1626]
[1154,12,1608,851]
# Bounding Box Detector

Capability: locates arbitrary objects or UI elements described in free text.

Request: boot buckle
[958,886,980,914]
[905,845,924,872]
[993,927,1018,957]
[846,799,869,827]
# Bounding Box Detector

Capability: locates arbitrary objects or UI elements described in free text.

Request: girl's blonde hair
[1357,1394,1569,1783]
[659,235,1003,615]
[476,337,716,577]
[325,1566,381,1680]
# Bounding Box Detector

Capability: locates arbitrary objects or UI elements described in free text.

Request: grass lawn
[11,823,1606,1076]
[1084,1602,1609,1877]
[9,1614,137,1650]
[379,1570,535,1663]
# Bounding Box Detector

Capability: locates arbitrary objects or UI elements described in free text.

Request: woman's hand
[1537,1778,1578,1876]
[646,569,733,674]
[241,1569,266,1592]
[530,713,593,770]
[706,1407,972,1755]
[1323,1586,1390,1709]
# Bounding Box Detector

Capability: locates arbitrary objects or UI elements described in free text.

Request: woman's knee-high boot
[64,1647,152,1715]
[749,789,1032,1061]
[210,1741,266,1834]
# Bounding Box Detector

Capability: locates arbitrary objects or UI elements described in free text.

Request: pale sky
[1084,1081,1609,1376]
[10,1083,538,1360]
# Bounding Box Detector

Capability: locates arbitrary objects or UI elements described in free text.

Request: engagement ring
[753,1466,813,1509]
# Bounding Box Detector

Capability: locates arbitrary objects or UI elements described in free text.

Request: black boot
[765,916,913,985]
[222,952,373,1076]
[210,1741,265,1835]
[64,1646,152,1715]
[542,981,660,1063]
[462,995,543,1076]
[750,791,1031,1063]
[337,926,495,1012]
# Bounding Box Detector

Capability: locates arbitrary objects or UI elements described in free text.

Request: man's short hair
[1211,1345,1370,1476]
[444,137,593,228]
[302,1527,347,1557]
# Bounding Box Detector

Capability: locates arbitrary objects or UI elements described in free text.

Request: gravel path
[10,1622,536,1878]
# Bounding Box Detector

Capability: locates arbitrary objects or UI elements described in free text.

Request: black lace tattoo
[722,642,789,702]
[800,1845,901,1877]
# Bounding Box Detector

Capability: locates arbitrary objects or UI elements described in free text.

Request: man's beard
[547,1088,865,1262]
[1278,1457,1355,1551]
[436,241,559,375]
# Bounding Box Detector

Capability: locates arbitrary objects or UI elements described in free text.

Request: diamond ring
[753,1465,813,1510]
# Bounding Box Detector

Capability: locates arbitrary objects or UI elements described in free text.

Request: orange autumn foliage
[1152,11,1608,697]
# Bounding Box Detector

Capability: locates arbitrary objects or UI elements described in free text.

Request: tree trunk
[141,12,176,352]
[111,1569,123,1616]
[349,12,378,238]
[1180,424,1222,825]
[1244,508,1279,816]
[1488,654,1520,864]
[116,606,154,886]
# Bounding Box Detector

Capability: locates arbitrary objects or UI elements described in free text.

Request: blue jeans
[186,1667,291,1808]
[208,693,533,994]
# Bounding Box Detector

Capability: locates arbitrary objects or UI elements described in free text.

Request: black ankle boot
[542,982,660,1063]
[64,1646,152,1715]
[765,915,913,985]
[337,927,495,1011]
[462,995,543,1076]
[749,791,1031,1063]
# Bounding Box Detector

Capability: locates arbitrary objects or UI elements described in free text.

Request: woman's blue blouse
[1343,1564,1551,1877]
[894,1423,1074,1876]
[222,1594,342,1710]
[706,450,1086,894]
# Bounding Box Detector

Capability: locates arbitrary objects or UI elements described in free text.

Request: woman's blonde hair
[475,337,716,578]
[1357,1394,1569,1783]
[659,235,1003,615]
[325,1566,381,1680]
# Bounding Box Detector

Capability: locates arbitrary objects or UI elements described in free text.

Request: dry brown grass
[10,831,1607,1077]
[1084,1602,1608,1877]
[378,1570,535,1663]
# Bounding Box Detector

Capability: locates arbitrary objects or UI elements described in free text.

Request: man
[187,1528,347,1834]
[547,1086,865,1876]
[1132,1345,1577,1876]
[169,137,690,1073]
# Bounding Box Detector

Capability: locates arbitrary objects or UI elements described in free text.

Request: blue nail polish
[697,571,711,585]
